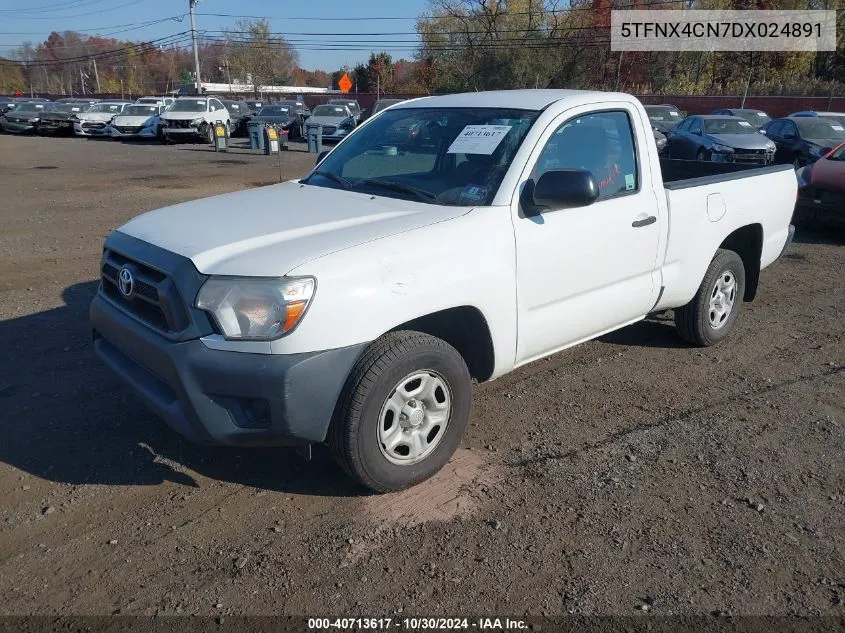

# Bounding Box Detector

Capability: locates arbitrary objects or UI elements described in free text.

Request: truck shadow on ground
[599,311,689,349]
[0,281,362,498]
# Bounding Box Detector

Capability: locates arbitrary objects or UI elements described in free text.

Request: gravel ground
[0,134,843,622]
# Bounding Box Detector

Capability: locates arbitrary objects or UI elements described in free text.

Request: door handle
[632,215,657,228]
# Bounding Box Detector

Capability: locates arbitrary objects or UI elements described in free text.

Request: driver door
[511,105,663,364]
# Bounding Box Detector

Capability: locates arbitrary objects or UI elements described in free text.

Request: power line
[0,0,117,16]
[0,0,151,20]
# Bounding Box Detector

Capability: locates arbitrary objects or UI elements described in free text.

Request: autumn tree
[223,19,298,95]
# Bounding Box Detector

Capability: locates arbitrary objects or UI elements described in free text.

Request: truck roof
[392,89,636,111]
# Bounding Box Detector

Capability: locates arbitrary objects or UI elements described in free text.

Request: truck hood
[116,181,470,276]
[709,133,774,150]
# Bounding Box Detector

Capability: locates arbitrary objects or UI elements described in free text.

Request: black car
[667,115,776,164]
[328,98,362,124]
[789,111,845,128]
[38,102,88,135]
[244,99,268,112]
[761,116,845,169]
[712,108,772,128]
[643,105,684,134]
[0,101,55,133]
[0,96,19,115]
[220,100,253,136]
[249,104,304,140]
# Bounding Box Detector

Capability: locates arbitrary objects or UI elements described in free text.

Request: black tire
[675,249,746,347]
[328,330,472,493]
[205,123,215,144]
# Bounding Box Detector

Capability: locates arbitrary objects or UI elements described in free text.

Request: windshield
[224,102,241,112]
[645,106,683,123]
[123,105,159,116]
[168,99,207,112]
[331,100,358,110]
[704,118,759,134]
[88,103,124,113]
[794,117,845,140]
[258,106,291,116]
[735,110,771,124]
[304,107,540,206]
[818,114,845,127]
[314,105,348,117]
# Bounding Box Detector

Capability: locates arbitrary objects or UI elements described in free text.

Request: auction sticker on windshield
[448,125,512,154]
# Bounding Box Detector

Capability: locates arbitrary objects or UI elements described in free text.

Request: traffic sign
[338,73,352,94]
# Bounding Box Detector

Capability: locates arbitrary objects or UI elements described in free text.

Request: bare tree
[224,19,298,95]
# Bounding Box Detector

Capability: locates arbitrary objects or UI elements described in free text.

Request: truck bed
[660,158,794,190]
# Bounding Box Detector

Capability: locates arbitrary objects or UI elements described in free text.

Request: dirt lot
[0,134,843,622]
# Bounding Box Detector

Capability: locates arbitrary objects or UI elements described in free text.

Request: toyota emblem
[117,266,134,298]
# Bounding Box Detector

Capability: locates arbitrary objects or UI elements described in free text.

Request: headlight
[711,143,734,153]
[28,117,40,123]
[159,119,169,126]
[196,277,315,340]
[190,117,205,126]
[766,144,776,152]
[338,118,354,131]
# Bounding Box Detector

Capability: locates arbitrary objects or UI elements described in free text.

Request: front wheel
[328,331,472,492]
[675,249,746,347]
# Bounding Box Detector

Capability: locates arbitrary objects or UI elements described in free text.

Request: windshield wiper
[312,170,351,189]
[351,178,436,203]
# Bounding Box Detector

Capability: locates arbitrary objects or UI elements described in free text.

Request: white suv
[159,97,230,143]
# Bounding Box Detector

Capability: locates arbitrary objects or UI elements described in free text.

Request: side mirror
[531,169,599,212]
[316,150,330,165]
[784,132,796,141]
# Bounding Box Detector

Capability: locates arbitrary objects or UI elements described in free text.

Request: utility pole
[189,0,203,94]
[92,59,101,93]
[80,67,86,95]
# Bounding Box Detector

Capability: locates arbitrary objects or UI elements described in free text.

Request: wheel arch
[719,223,763,301]
[386,306,495,383]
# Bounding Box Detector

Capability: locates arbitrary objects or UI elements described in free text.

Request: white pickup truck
[90,90,796,492]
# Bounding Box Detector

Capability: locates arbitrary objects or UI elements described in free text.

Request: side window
[534,110,639,200]
[766,121,783,137]
[783,122,798,138]
[690,118,703,135]
[677,118,691,131]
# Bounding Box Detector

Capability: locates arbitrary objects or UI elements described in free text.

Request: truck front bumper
[90,293,365,447]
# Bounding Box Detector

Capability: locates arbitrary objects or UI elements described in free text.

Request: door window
[690,119,703,135]
[533,110,639,200]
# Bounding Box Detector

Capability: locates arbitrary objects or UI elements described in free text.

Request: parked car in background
[328,98,363,124]
[761,116,845,169]
[73,101,132,136]
[160,96,230,143]
[789,111,845,127]
[794,141,845,228]
[372,98,405,116]
[0,101,54,133]
[250,104,304,140]
[107,104,166,139]
[643,104,684,134]
[136,96,175,108]
[220,100,253,136]
[712,108,772,128]
[667,114,776,163]
[278,99,312,123]
[38,102,88,135]
[0,96,19,114]
[306,103,357,141]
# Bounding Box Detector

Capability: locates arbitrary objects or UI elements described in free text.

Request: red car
[795,141,845,228]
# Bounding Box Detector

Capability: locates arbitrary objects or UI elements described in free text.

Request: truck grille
[101,250,190,333]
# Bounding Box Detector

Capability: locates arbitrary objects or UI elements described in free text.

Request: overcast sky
[0,0,430,70]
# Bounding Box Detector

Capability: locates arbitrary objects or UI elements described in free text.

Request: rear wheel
[206,123,215,144]
[328,331,472,492]
[675,249,745,347]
